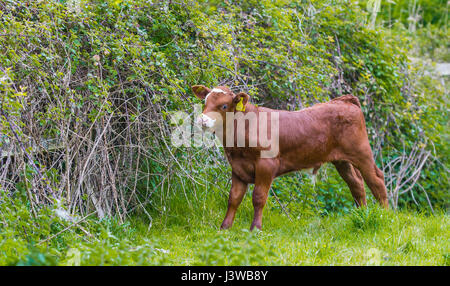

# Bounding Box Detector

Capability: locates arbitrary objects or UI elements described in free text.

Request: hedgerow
[0,0,447,223]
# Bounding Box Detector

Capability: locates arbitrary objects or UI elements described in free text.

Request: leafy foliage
[0,0,448,266]
[1,0,447,215]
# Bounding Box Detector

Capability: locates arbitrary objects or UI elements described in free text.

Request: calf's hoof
[250,223,262,231]
[220,221,232,230]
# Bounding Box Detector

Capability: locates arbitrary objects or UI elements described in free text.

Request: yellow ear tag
[236,97,245,112]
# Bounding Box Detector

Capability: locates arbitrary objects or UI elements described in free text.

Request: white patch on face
[205,88,225,104]
[196,113,216,128]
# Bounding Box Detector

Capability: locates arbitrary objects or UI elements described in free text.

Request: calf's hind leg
[358,162,389,208]
[333,161,367,207]
[350,147,389,208]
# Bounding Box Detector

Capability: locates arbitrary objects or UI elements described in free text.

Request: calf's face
[191,85,249,130]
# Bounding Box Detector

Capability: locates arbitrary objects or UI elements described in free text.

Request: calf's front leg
[250,160,276,231]
[250,184,272,230]
[220,173,248,230]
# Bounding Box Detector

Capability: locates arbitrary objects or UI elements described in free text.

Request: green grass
[0,192,448,266]
[140,205,449,266]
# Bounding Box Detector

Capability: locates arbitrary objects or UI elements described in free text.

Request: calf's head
[191,85,249,130]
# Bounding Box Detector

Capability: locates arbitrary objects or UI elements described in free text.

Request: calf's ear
[191,85,211,100]
[233,92,249,106]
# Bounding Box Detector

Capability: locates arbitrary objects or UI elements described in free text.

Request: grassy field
[140,205,449,266]
[2,193,447,266]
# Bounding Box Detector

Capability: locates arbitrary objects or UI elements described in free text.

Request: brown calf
[192,85,388,230]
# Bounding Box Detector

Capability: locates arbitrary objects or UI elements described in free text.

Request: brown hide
[192,85,388,230]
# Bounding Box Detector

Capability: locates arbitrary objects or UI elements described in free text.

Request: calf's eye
[222,104,227,110]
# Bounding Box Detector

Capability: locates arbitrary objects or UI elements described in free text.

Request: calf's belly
[277,148,330,176]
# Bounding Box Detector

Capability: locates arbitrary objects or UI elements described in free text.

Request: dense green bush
[365,0,447,27]
[360,0,449,61]
[0,0,448,224]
